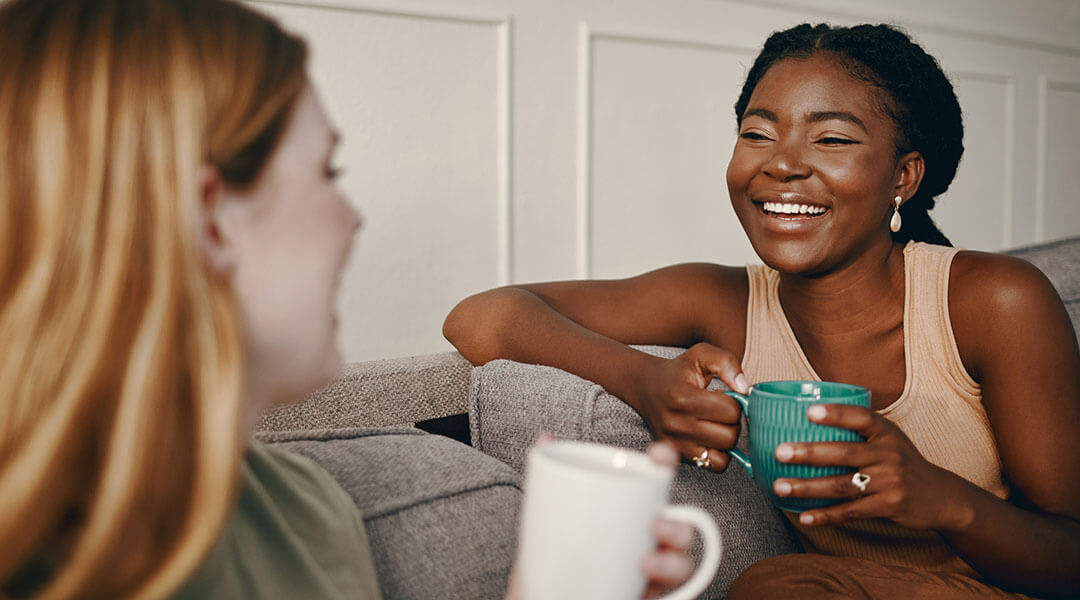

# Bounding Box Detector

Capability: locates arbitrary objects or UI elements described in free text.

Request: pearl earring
[890,196,902,233]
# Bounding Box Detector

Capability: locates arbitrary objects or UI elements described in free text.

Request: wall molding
[1035,76,1048,243]
[953,71,1015,248]
[252,0,509,27]
[1035,77,1080,242]
[574,24,756,278]
[253,0,515,285]
[724,0,1080,57]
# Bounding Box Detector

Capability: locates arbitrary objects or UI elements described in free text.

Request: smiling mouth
[759,201,830,218]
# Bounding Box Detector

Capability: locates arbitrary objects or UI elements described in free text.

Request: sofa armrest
[256,351,472,432]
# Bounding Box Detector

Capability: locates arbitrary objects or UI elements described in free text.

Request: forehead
[745,54,892,128]
[278,84,333,153]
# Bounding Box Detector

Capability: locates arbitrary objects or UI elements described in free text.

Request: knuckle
[669,393,691,411]
[672,440,696,459]
[884,490,904,508]
[662,414,690,436]
[716,427,738,450]
[839,443,860,462]
[686,343,709,357]
[836,477,854,495]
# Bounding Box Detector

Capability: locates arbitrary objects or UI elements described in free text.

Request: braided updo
[734,23,963,246]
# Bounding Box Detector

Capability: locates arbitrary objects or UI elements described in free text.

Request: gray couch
[255,236,1080,599]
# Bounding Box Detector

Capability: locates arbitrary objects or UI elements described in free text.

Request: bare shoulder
[949,250,1075,379]
[949,250,1065,318]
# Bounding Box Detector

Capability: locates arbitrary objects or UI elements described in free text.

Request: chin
[745,233,825,275]
[270,353,344,409]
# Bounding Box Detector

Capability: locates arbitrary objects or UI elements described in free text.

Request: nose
[762,139,811,182]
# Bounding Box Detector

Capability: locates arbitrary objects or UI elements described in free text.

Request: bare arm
[937,253,1080,595]
[443,264,752,466]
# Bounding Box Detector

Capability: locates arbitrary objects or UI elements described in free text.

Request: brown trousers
[727,554,1037,600]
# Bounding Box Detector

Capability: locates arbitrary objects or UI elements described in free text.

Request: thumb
[688,343,749,394]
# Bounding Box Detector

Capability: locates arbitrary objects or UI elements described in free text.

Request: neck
[241,370,273,439]
[778,241,908,337]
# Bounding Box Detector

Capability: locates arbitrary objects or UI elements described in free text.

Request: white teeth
[762,202,827,216]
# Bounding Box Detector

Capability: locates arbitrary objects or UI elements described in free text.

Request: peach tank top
[740,241,1009,576]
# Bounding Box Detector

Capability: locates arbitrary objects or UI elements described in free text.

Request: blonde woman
[0,0,695,598]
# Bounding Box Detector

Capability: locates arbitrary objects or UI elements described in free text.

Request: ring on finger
[693,449,712,469]
[851,471,871,495]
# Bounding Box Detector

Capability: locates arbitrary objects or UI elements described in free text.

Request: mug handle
[722,391,753,477]
[653,505,723,600]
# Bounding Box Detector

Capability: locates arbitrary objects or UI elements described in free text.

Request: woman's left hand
[771,403,967,531]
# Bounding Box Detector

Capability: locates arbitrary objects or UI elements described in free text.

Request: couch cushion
[469,346,800,599]
[258,352,473,431]
[259,427,520,600]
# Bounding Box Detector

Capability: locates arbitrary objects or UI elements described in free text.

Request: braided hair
[734,23,963,246]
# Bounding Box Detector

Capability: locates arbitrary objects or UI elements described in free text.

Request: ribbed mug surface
[739,381,870,512]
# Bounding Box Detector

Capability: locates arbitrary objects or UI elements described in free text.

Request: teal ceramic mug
[723,381,870,513]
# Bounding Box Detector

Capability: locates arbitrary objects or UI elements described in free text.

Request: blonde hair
[0,1,307,597]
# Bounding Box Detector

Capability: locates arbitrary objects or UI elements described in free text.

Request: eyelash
[817,137,858,145]
[739,132,859,146]
[326,165,344,180]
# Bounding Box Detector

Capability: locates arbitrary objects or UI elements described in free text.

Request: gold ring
[693,449,712,469]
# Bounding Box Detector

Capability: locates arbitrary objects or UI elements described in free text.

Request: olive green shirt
[175,441,382,599]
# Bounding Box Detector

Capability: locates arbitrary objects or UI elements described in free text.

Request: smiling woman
[445,22,1080,599]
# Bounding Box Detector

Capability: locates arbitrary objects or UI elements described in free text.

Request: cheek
[726,147,755,197]
[816,151,893,199]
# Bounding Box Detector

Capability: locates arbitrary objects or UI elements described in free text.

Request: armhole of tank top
[741,265,758,374]
[941,249,981,394]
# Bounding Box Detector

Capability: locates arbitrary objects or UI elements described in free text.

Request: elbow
[443,292,504,365]
[442,298,473,351]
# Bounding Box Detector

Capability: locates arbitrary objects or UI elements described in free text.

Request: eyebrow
[741,108,868,133]
[806,111,867,132]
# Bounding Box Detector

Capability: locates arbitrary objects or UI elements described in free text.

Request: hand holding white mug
[511,436,722,600]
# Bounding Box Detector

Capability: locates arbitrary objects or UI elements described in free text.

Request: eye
[739,131,771,141]
[816,137,859,145]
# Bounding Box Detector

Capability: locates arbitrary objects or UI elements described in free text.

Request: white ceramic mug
[517,441,722,600]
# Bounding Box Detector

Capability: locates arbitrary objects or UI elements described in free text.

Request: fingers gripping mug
[517,441,722,600]
[723,381,870,513]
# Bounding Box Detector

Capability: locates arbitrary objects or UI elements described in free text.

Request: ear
[197,165,236,280]
[893,151,925,206]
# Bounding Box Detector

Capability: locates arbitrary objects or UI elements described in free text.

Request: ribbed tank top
[741,241,1009,576]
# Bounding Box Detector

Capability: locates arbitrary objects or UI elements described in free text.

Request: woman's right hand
[634,343,749,472]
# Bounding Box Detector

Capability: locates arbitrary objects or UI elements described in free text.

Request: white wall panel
[586,32,758,279]
[256,2,507,361]
[250,0,1079,361]
[1043,81,1080,242]
[933,74,1012,251]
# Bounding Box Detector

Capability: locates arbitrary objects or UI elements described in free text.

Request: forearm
[443,287,663,409]
[936,467,1080,597]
